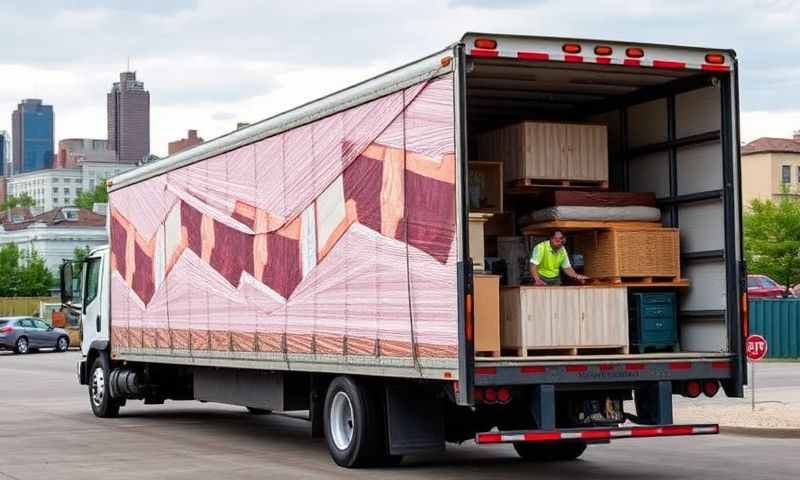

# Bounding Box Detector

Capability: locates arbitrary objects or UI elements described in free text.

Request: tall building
[0,130,10,177]
[741,131,800,206]
[56,138,115,169]
[11,99,54,174]
[107,71,150,164]
[168,129,203,155]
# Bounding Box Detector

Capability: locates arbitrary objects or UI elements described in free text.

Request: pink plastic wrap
[109,74,458,366]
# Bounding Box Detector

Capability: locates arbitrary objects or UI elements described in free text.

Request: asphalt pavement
[1,350,798,480]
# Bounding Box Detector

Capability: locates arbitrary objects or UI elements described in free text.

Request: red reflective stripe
[624,59,641,66]
[599,364,615,372]
[475,367,496,376]
[470,48,499,58]
[669,362,692,370]
[595,57,612,64]
[702,64,730,72]
[477,433,503,443]
[564,55,584,63]
[518,51,550,61]
[625,363,646,371]
[581,430,612,440]
[653,60,686,69]
[712,361,731,369]
[520,365,546,374]
[566,365,588,373]
[523,431,562,442]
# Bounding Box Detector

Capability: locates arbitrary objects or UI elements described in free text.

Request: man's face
[550,233,565,250]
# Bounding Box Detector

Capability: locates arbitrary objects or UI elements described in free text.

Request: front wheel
[55,336,69,352]
[89,355,121,418]
[513,440,587,462]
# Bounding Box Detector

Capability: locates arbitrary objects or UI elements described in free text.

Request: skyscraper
[11,99,54,174]
[107,71,150,164]
[0,130,10,177]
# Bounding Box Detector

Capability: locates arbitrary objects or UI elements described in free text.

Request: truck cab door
[80,255,106,355]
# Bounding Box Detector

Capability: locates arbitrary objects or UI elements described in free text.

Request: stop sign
[745,334,768,362]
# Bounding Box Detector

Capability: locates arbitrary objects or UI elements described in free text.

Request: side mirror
[60,262,74,304]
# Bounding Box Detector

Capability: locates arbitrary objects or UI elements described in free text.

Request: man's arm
[563,266,589,284]
[529,263,545,286]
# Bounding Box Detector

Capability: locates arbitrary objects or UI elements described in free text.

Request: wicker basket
[574,228,680,279]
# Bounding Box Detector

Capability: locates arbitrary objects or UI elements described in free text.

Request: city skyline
[0,2,798,158]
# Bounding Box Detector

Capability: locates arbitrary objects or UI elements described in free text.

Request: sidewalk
[672,362,800,435]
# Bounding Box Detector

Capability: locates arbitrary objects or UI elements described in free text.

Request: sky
[0,0,798,157]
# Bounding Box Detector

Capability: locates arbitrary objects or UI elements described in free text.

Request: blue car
[0,317,70,354]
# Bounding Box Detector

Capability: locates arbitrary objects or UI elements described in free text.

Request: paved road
[1,351,797,480]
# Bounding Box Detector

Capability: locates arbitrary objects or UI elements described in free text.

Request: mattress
[534,191,657,208]
[523,205,662,224]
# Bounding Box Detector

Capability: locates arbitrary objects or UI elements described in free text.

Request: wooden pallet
[501,345,628,357]
[475,350,501,358]
[507,178,609,193]
[587,275,684,285]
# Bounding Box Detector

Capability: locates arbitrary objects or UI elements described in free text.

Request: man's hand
[575,274,589,284]
[534,277,546,286]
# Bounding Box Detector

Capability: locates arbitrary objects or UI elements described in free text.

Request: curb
[721,425,800,439]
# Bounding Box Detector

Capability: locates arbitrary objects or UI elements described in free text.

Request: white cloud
[0,0,797,157]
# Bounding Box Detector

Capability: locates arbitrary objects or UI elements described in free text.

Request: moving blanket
[108,74,458,366]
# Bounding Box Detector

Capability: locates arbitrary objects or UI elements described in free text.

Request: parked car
[747,275,792,299]
[0,317,70,354]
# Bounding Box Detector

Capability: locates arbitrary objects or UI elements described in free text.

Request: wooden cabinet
[476,121,608,183]
[469,212,493,272]
[474,274,501,355]
[501,286,628,356]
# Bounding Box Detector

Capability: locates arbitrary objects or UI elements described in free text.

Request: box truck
[60,33,745,467]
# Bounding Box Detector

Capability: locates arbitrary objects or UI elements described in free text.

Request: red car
[747,275,792,298]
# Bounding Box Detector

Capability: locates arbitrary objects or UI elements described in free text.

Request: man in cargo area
[529,231,589,286]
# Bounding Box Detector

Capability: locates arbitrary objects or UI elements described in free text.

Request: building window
[53,187,58,194]
[53,178,59,183]
[64,187,70,195]
[76,187,83,195]
[782,165,791,184]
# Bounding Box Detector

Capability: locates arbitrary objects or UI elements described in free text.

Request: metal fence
[749,298,800,358]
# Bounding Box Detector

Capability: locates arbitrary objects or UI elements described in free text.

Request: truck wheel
[513,440,587,462]
[323,376,383,468]
[55,336,69,352]
[246,407,272,415]
[14,336,29,354]
[89,354,121,418]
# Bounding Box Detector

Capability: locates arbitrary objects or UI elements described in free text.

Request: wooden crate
[501,286,628,356]
[476,121,608,183]
[474,274,501,356]
[468,161,503,213]
[574,228,681,280]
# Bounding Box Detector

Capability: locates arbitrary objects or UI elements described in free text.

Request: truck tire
[323,376,384,468]
[513,440,587,462]
[89,354,122,418]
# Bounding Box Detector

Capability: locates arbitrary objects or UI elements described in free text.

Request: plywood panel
[474,274,500,353]
[580,288,628,347]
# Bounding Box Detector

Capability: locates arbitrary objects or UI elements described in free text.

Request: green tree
[74,181,108,209]
[744,195,800,296]
[17,250,56,296]
[1,194,36,210]
[73,245,91,263]
[0,244,55,297]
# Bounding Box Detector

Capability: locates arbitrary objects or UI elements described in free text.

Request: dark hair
[550,230,564,239]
